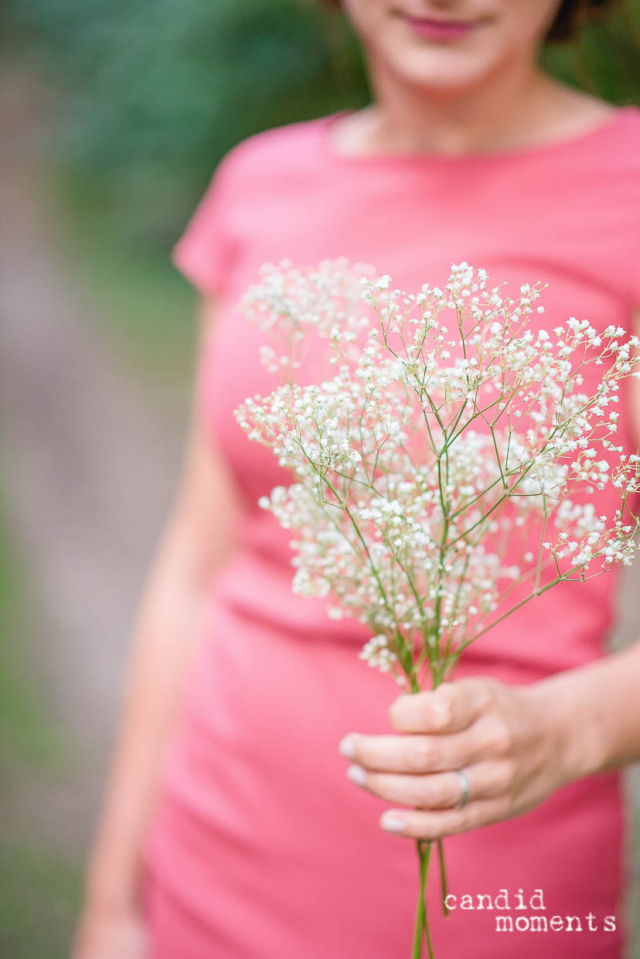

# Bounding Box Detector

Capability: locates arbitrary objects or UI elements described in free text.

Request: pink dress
[142,107,640,958]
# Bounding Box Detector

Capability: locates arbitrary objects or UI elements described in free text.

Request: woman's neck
[344,57,611,157]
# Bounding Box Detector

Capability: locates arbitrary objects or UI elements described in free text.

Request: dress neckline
[321,104,639,167]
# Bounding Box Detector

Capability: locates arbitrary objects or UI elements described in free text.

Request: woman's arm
[73,297,240,956]
[337,308,640,841]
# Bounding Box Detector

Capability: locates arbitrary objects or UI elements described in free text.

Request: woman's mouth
[401,13,478,42]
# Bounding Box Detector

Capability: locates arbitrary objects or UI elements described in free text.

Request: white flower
[237,259,640,684]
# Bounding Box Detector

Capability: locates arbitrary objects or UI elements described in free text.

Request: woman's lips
[402,13,477,41]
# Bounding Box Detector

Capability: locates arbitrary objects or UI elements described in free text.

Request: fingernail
[381,813,406,833]
[338,735,356,759]
[346,764,367,786]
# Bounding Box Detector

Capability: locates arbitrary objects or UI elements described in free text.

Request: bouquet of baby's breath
[234,258,640,958]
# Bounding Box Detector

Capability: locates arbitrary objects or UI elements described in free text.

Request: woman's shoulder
[585,105,640,210]
[214,116,328,188]
[601,104,640,155]
[528,104,640,223]
[615,103,640,132]
[579,103,640,172]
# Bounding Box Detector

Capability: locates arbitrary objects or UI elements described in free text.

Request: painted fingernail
[381,813,406,833]
[338,735,356,759]
[346,764,367,786]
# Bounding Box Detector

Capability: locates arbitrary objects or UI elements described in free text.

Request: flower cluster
[236,260,640,691]
[358,634,399,674]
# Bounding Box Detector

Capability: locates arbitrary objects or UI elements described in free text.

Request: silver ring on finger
[454,768,471,809]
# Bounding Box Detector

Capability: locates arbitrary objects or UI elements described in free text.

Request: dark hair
[321,0,618,43]
[547,0,617,40]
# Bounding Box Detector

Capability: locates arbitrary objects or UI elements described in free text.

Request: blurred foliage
[0,839,81,959]
[541,1,640,104]
[9,0,368,249]
[6,0,640,254]
[0,498,81,959]
[0,498,55,764]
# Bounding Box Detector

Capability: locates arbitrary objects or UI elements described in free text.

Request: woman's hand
[72,904,148,959]
[337,675,591,840]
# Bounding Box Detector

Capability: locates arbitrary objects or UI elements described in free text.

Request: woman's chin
[389,56,496,96]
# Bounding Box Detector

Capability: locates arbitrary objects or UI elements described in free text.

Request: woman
[73,1,640,957]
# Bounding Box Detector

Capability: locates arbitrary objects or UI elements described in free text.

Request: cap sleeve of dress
[171,147,241,300]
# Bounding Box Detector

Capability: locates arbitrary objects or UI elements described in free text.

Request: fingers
[339,714,507,775]
[339,729,468,773]
[379,797,507,840]
[346,760,511,809]
[337,676,530,841]
[388,678,499,735]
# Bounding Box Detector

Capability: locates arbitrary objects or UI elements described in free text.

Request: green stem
[430,671,450,922]
[412,839,435,959]
[409,664,451,959]
[437,839,449,918]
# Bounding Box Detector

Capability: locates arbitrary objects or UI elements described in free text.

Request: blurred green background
[0,1,639,956]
